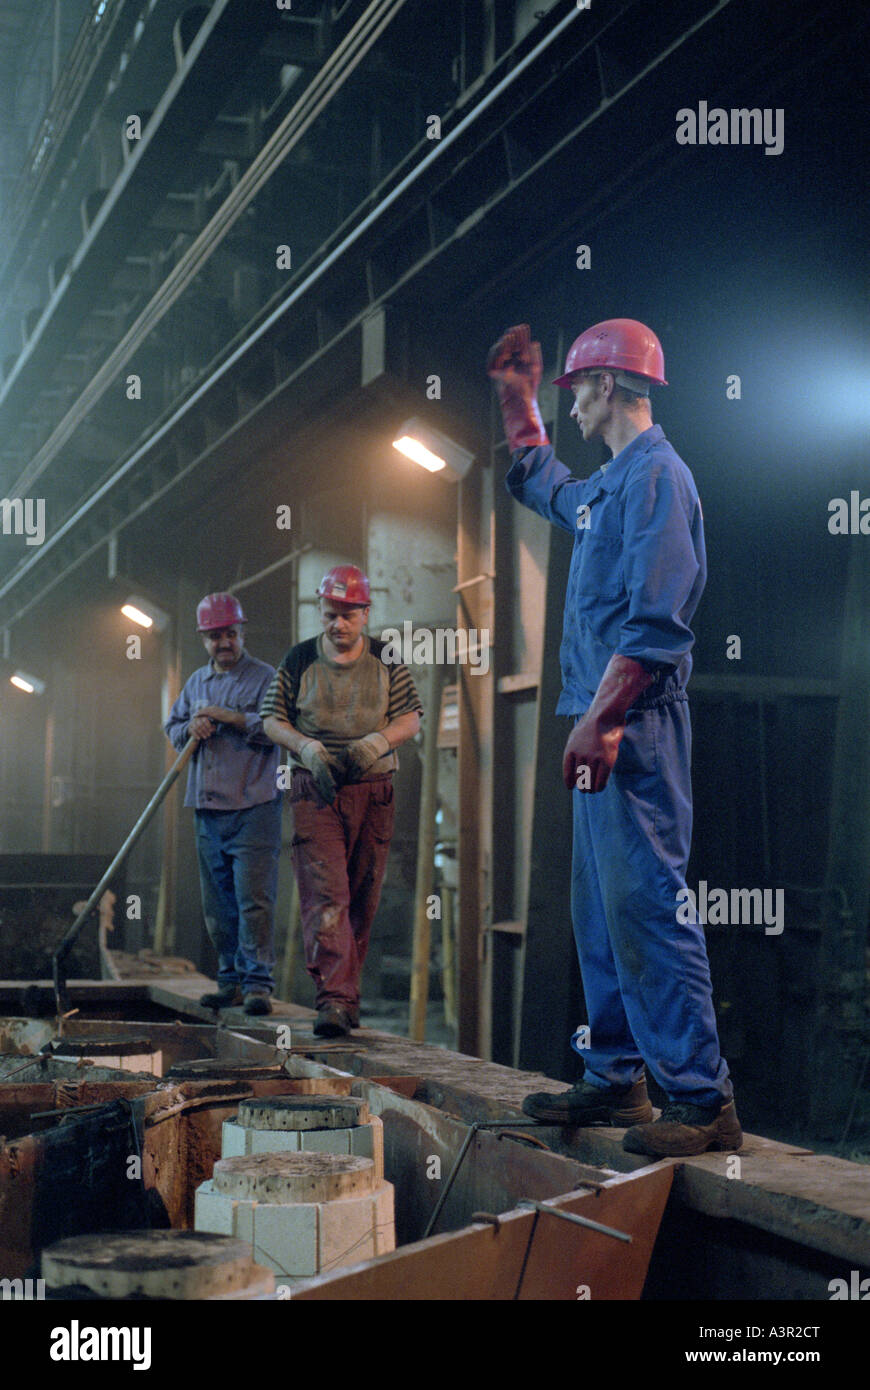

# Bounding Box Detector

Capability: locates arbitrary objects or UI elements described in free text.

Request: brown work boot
[313,1003,354,1038]
[522,1077,653,1126]
[243,993,272,1016]
[623,1099,743,1157]
[199,983,243,1010]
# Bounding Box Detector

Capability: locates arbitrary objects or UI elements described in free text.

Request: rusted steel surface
[284,1048,870,1275]
[0,1081,158,1140]
[0,1134,40,1279]
[368,1076,421,1099]
[291,1164,673,1300]
[0,1015,278,1069]
[344,1078,621,1246]
[5,977,868,1290]
[0,1072,368,1272]
[1,1098,150,1279]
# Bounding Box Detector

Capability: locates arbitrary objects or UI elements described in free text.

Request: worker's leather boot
[243,993,272,1016]
[623,1099,743,1156]
[313,1003,354,1037]
[199,983,243,1009]
[522,1077,653,1126]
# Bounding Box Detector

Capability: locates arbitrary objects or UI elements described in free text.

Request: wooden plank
[457,463,494,1055]
[436,684,459,749]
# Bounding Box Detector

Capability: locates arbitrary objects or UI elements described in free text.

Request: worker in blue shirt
[488,320,741,1157]
[165,592,281,1016]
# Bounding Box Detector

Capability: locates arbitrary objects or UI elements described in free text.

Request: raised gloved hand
[297,738,339,804]
[343,731,390,780]
[486,323,549,451]
[562,655,655,794]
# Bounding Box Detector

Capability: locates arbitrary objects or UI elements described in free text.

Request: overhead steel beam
[0,1,597,619]
[0,0,143,289]
[13,0,838,642]
[3,0,409,502]
[0,0,281,442]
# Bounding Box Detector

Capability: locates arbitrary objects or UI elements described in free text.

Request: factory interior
[0,0,867,1353]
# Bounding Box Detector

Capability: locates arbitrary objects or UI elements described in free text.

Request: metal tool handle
[53,736,198,1012]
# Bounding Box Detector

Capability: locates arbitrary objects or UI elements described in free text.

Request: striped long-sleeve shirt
[165,653,280,809]
[260,634,423,777]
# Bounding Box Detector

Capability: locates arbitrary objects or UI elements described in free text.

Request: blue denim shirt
[165,653,281,809]
[505,425,706,714]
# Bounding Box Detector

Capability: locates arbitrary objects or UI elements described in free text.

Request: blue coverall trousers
[571,695,732,1108]
[194,798,282,995]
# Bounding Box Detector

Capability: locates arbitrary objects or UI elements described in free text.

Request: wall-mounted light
[392,419,475,482]
[10,670,45,695]
[121,595,169,631]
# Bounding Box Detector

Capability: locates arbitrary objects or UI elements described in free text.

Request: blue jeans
[570,698,732,1108]
[194,798,282,994]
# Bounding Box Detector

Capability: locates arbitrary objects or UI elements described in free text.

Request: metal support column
[457,464,495,1056]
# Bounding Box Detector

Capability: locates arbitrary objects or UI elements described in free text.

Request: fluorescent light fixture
[393,434,446,473]
[121,595,169,632]
[392,419,475,482]
[11,670,45,695]
[122,603,153,629]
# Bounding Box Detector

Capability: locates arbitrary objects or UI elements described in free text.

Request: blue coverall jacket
[506,425,732,1107]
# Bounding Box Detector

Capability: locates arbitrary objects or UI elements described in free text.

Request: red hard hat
[317,564,370,607]
[196,592,246,631]
[552,318,668,388]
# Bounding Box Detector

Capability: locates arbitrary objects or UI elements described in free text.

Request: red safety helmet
[552,318,668,389]
[317,564,370,607]
[196,592,246,631]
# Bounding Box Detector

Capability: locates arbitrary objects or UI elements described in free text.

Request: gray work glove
[342,731,391,781]
[297,738,339,804]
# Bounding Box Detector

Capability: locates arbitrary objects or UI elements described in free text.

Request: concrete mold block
[221,1095,383,1177]
[194,1153,395,1278]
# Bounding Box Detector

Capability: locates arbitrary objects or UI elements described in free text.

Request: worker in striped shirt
[261,565,423,1037]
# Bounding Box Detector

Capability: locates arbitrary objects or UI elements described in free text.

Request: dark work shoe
[199,984,243,1010]
[243,993,272,1016]
[522,1077,653,1127]
[313,1003,354,1038]
[623,1099,743,1157]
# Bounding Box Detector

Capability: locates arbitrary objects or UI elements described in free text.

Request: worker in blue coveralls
[165,592,281,1017]
[487,320,741,1157]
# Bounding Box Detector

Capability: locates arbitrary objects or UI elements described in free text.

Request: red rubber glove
[486,323,549,451]
[563,655,655,793]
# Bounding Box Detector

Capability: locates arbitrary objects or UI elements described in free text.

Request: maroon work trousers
[289,769,395,1012]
